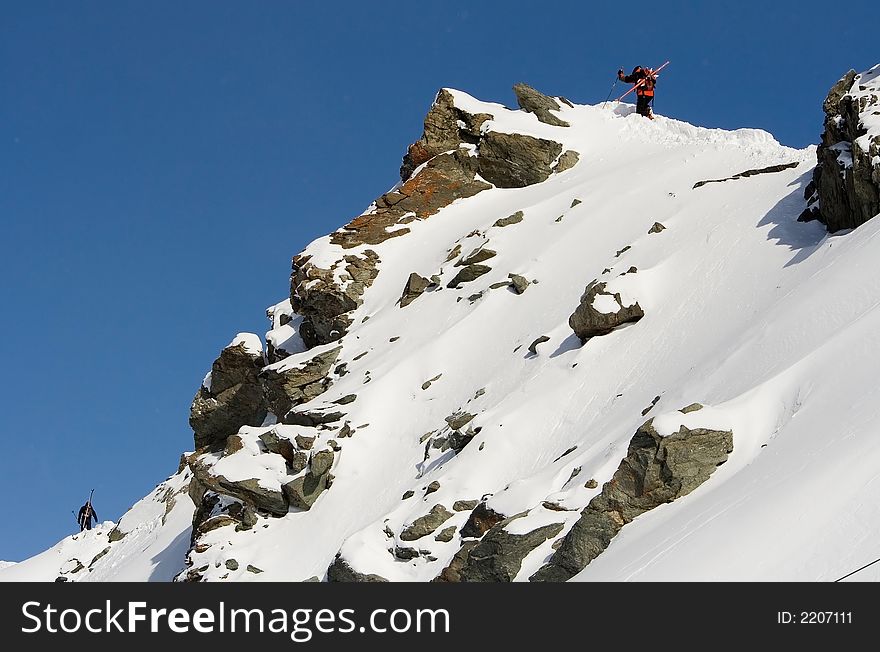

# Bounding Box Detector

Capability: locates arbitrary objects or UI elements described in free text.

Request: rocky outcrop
[190,340,268,450]
[448,264,492,288]
[460,502,505,538]
[327,555,389,582]
[456,247,497,266]
[513,83,570,127]
[189,457,289,517]
[283,449,335,510]
[569,280,644,342]
[693,162,799,189]
[290,251,380,347]
[400,504,454,541]
[531,416,733,582]
[800,65,880,231]
[454,516,564,582]
[553,150,580,174]
[477,131,563,188]
[260,346,342,418]
[493,211,524,227]
[400,88,493,182]
[399,272,431,308]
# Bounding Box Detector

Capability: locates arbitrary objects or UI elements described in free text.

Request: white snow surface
[6,77,880,582]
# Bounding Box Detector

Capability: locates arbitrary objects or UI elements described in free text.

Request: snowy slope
[4,79,880,582]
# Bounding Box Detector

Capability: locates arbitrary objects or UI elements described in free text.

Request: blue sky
[0,0,874,562]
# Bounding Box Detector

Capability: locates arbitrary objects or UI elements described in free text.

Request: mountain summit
[4,67,880,582]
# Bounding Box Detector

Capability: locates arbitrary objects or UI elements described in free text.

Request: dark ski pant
[636,94,653,117]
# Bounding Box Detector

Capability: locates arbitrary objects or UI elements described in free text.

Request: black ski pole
[602,70,622,109]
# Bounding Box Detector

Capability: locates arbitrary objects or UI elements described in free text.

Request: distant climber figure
[77,501,97,531]
[618,66,656,119]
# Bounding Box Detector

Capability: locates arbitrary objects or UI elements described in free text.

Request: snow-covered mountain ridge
[3,65,880,582]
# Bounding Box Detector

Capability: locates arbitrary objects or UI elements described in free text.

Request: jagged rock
[223,435,245,456]
[680,402,704,414]
[108,527,126,542]
[246,565,263,574]
[400,88,494,182]
[493,211,524,227]
[571,198,582,207]
[400,504,454,541]
[528,336,551,355]
[400,272,431,308]
[261,347,342,418]
[445,412,475,430]
[282,449,334,510]
[225,559,239,571]
[334,394,357,405]
[259,431,296,466]
[327,555,389,582]
[453,499,479,512]
[283,409,345,427]
[513,83,570,127]
[189,456,289,517]
[648,222,666,234]
[553,150,580,173]
[569,280,644,342]
[425,481,441,495]
[290,251,380,346]
[456,248,497,266]
[283,473,329,511]
[445,244,462,262]
[531,417,733,582]
[422,373,442,390]
[509,274,530,294]
[190,341,268,450]
[456,517,564,582]
[693,162,799,189]
[295,434,315,450]
[585,479,598,489]
[197,515,238,534]
[433,541,478,582]
[402,490,415,500]
[447,264,492,288]
[395,546,421,560]
[435,526,457,543]
[477,131,564,188]
[310,450,335,477]
[641,395,661,416]
[801,67,880,231]
[90,547,111,567]
[460,502,505,538]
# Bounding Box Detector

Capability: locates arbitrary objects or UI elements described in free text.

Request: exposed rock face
[648,222,666,234]
[400,504,454,541]
[531,417,733,582]
[569,280,644,342]
[448,264,492,288]
[493,211,524,227]
[260,346,342,418]
[477,131,564,188]
[290,251,380,347]
[801,66,880,231]
[460,502,505,538]
[400,88,493,182]
[327,555,389,582]
[190,342,268,450]
[283,450,335,510]
[189,457,289,517]
[457,247,497,266]
[399,272,431,308]
[508,274,530,294]
[553,150,580,174]
[455,516,564,582]
[513,83,570,127]
[433,542,478,582]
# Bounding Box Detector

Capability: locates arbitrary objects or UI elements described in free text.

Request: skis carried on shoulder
[615,60,670,102]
